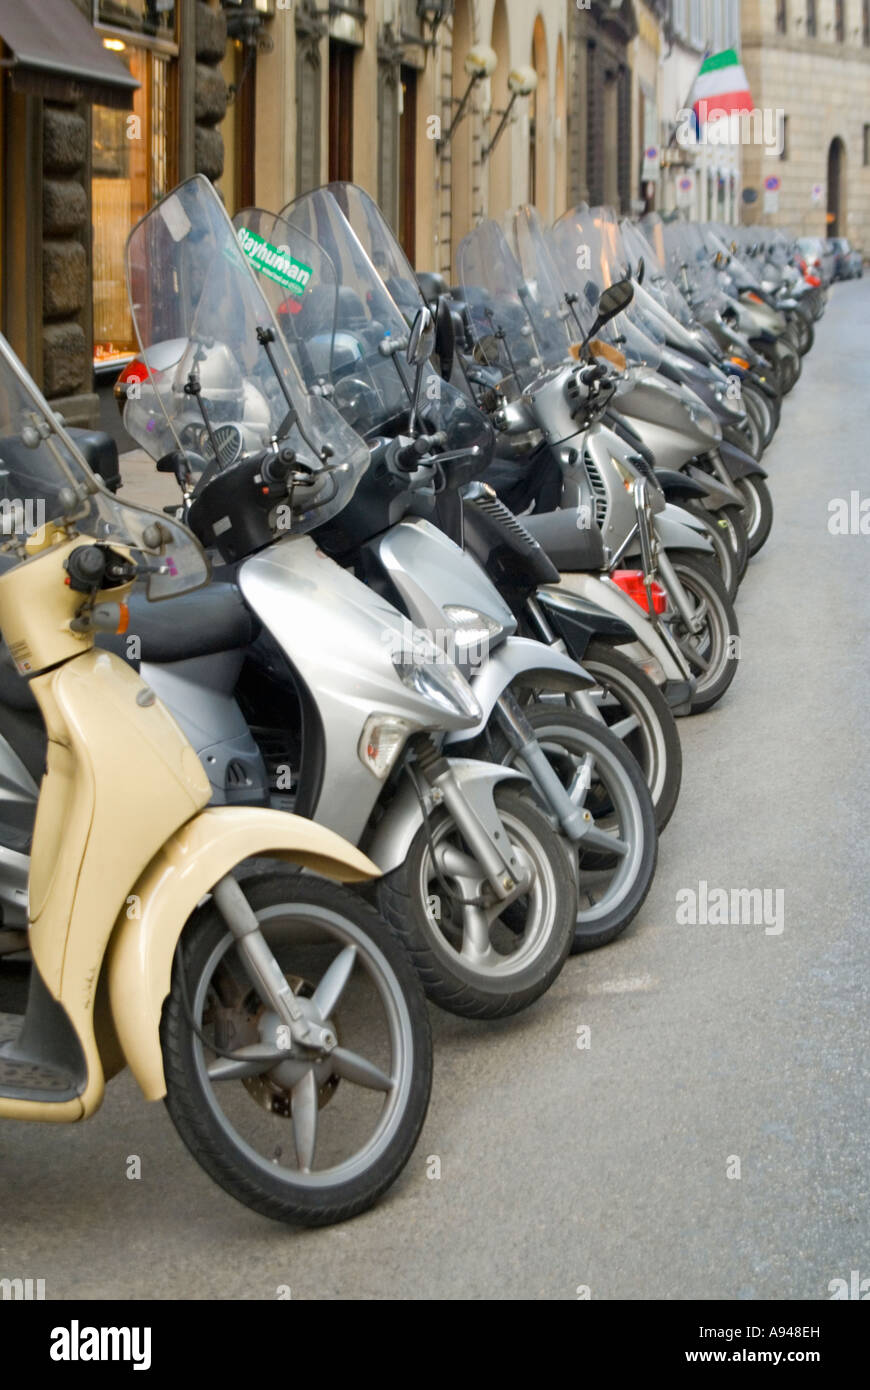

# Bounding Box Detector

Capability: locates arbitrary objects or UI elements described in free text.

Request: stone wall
[195,0,228,181]
[41,100,96,421]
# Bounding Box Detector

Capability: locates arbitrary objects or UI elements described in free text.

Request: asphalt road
[1,280,868,1300]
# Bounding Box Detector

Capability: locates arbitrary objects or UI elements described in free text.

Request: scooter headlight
[391,654,482,721]
[687,402,721,439]
[442,605,505,657]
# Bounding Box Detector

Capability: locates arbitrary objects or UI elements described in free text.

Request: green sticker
[236,228,313,296]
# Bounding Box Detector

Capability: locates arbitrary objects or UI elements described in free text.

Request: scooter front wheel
[664,552,740,714]
[161,873,432,1227]
[733,474,774,556]
[379,787,576,1018]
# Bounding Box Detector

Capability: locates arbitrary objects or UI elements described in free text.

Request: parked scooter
[124,177,587,1007]
[0,330,433,1227]
[236,187,660,947]
[450,217,740,714]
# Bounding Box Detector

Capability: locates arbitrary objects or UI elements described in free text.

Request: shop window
[92,47,174,365]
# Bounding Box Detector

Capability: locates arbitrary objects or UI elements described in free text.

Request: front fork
[212,875,335,1053]
[491,691,594,845]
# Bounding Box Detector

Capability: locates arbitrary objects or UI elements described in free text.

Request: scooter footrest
[0,1013,79,1099]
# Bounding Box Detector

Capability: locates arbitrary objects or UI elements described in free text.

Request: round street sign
[679,177,692,191]
[742,187,758,204]
[764,175,780,191]
[646,146,658,160]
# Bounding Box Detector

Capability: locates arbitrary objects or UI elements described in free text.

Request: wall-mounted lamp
[436,44,498,154]
[417,0,455,42]
[481,65,538,161]
[221,0,274,48]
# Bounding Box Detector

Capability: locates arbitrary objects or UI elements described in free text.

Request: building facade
[658,0,744,222]
[741,0,870,245]
[2,1,690,433]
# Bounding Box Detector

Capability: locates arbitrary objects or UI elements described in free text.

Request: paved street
[1,281,868,1301]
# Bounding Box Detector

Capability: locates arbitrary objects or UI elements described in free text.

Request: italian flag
[691,49,753,125]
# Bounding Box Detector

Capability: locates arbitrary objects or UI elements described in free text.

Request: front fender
[717,439,768,480]
[364,759,529,877]
[446,635,594,743]
[652,505,715,552]
[106,807,380,1102]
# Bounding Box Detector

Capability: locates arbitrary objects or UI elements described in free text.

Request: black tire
[162,873,432,1228]
[684,500,748,597]
[790,310,814,355]
[379,786,576,1018]
[663,551,740,715]
[742,383,778,448]
[475,707,658,954]
[733,474,774,556]
[581,641,683,835]
[775,337,801,393]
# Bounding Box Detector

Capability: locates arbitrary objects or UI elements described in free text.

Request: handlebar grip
[395,434,446,471]
[261,450,296,486]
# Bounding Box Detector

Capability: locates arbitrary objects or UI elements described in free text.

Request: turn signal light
[610,569,668,616]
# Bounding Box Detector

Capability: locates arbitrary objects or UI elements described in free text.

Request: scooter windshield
[0,333,207,599]
[278,185,428,434]
[512,205,577,364]
[457,219,571,397]
[126,175,369,536]
[621,219,695,329]
[661,221,731,314]
[550,206,663,370]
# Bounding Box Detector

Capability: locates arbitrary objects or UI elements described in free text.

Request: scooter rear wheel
[162,873,432,1227]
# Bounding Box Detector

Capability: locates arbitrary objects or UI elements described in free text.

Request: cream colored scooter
[0,335,431,1226]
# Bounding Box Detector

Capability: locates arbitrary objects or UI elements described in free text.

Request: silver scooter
[454,218,739,715]
[0,177,582,1021]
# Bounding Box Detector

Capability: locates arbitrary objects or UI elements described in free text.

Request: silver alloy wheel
[494,719,646,928]
[668,562,732,698]
[581,660,671,812]
[416,803,560,976]
[190,903,415,1188]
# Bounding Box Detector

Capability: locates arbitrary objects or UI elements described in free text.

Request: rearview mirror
[636,256,645,285]
[407,306,436,366]
[593,278,634,331]
[434,296,456,382]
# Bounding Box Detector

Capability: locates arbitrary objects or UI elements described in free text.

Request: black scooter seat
[521,509,606,573]
[117,583,256,664]
[0,583,255,712]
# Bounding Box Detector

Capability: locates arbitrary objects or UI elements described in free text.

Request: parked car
[826,237,863,280]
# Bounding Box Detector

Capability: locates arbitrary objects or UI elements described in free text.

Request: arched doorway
[488,0,511,225]
[450,0,475,264]
[554,35,567,216]
[827,137,846,236]
[529,15,550,216]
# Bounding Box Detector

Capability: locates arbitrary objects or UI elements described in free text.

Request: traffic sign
[764,175,780,192]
